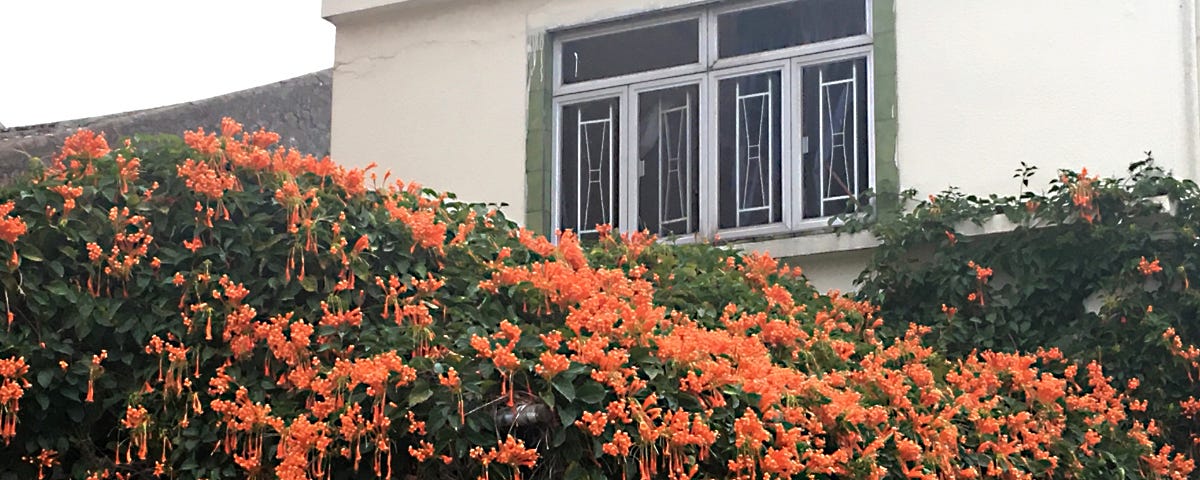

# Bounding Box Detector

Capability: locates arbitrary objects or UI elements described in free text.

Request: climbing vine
[846,157,1200,458]
[0,124,1189,479]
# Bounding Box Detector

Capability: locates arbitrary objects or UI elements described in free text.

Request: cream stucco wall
[895,0,1197,195]
[326,0,1200,292]
[328,0,713,214]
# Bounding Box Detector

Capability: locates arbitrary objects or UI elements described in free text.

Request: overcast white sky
[0,0,335,128]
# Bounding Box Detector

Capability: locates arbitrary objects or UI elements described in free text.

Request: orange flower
[183,238,203,253]
[183,128,220,156]
[49,183,83,217]
[351,235,370,254]
[1138,256,1163,276]
[58,129,110,161]
[86,350,107,403]
[1066,168,1100,223]
[576,411,608,436]
[0,356,29,445]
[439,367,461,390]
[0,201,26,245]
[121,405,151,461]
[941,304,957,320]
[602,430,633,456]
[220,117,243,138]
[408,440,434,462]
[25,449,58,480]
[472,434,539,470]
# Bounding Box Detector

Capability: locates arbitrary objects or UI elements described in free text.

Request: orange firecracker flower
[1138,256,1163,276]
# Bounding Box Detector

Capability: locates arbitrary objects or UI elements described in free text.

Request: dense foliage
[0,123,1190,479]
[847,159,1200,459]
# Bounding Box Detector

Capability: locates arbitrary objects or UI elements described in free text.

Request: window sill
[733,214,1049,259]
[733,227,878,258]
[732,195,1174,259]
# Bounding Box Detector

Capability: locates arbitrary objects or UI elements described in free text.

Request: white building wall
[895,0,1196,196]
[326,0,1200,291]
[328,0,713,213]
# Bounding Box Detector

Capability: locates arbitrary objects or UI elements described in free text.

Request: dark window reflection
[560,98,621,238]
[718,71,782,229]
[636,85,701,237]
[801,57,869,219]
[562,20,699,84]
[718,0,867,58]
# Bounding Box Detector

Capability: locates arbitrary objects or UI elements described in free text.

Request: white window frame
[553,10,708,97]
[790,45,876,231]
[552,86,629,236]
[551,0,874,242]
[627,73,709,240]
[706,59,793,239]
[706,0,874,71]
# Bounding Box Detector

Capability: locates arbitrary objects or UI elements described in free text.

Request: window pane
[562,20,699,84]
[801,57,869,219]
[636,85,700,237]
[560,98,620,236]
[717,0,867,58]
[718,71,783,229]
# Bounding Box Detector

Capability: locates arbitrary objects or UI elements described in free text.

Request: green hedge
[0,123,1187,479]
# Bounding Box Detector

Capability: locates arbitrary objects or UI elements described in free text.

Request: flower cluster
[0,123,1186,479]
[0,356,28,444]
[1063,167,1100,223]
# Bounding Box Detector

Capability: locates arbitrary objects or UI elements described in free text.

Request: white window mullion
[618,87,635,235]
[618,88,635,235]
[701,73,720,239]
[866,50,877,208]
[698,77,715,240]
[703,9,719,69]
[790,58,805,228]
[779,65,794,229]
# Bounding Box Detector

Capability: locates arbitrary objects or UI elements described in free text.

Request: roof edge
[322,0,406,20]
[1,70,331,134]
[322,0,457,22]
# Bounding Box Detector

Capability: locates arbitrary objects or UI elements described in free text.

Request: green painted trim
[524,33,554,234]
[872,0,900,218]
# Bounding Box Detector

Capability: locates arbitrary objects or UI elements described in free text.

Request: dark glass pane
[636,85,701,237]
[560,98,620,237]
[801,57,869,219]
[718,71,783,229]
[562,20,699,84]
[717,0,867,58]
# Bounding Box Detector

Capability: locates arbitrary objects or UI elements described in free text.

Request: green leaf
[36,369,53,388]
[19,244,44,262]
[557,404,579,428]
[408,380,433,407]
[552,375,576,402]
[300,275,317,292]
[575,382,605,404]
[564,461,591,480]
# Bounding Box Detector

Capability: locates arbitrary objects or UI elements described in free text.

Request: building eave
[322,0,455,22]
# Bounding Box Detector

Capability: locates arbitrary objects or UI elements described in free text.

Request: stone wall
[0,69,331,184]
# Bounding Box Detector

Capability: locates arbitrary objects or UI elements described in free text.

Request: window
[552,0,873,240]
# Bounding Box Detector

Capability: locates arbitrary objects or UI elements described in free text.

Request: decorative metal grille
[735,79,774,227]
[657,93,692,232]
[576,106,615,233]
[818,64,858,217]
